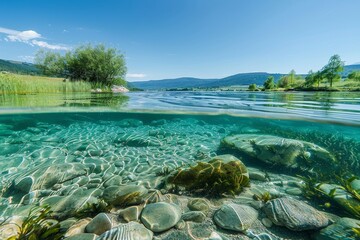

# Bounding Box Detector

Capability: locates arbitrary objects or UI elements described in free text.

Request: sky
[1,0,360,81]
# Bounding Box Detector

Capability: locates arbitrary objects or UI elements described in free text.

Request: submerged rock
[66,233,97,240]
[213,203,258,232]
[221,134,335,170]
[263,197,329,231]
[102,185,148,207]
[140,202,182,232]
[85,213,112,235]
[98,222,153,240]
[316,183,360,218]
[313,217,360,240]
[167,154,249,196]
[0,216,23,240]
[188,198,210,212]
[119,205,144,222]
[182,211,206,223]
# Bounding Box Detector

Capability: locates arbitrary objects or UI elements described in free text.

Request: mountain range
[131,65,360,90]
[0,59,40,75]
[1,58,359,90]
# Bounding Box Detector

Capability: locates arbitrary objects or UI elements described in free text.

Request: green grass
[0,73,92,94]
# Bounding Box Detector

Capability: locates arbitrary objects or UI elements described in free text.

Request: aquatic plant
[75,199,111,218]
[167,155,250,197]
[353,224,360,237]
[5,205,63,240]
[300,175,360,219]
[338,176,360,201]
[253,191,273,203]
[155,166,171,176]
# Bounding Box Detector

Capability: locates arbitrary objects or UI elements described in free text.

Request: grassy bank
[0,72,92,94]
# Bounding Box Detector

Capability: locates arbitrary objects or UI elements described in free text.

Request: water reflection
[0,92,129,108]
[1,91,360,125]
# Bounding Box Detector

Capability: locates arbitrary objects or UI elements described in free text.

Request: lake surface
[0,91,359,239]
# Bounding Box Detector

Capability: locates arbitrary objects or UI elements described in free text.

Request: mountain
[131,72,283,90]
[0,59,40,75]
[131,65,360,90]
[342,64,360,77]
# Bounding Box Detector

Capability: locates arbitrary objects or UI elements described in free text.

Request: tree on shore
[348,71,360,81]
[35,44,127,86]
[263,76,275,90]
[305,70,323,88]
[321,54,344,87]
[248,83,257,91]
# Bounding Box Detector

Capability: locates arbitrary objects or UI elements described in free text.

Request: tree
[263,76,275,90]
[35,44,127,86]
[248,83,257,91]
[277,75,290,88]
[321,54,344,87]
[348,71,360,81]
[35,50,65,77]
[277,70,302,88]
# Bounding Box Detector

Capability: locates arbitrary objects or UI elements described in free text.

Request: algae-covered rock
[102,185,148,207]
[167,154,249,196]
[316,183,360,218]
[313,217,360,240]
[221,134,335,169]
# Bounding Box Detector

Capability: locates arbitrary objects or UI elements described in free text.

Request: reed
[0,73,92,94]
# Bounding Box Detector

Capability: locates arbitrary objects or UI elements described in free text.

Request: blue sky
[1,0,360,81]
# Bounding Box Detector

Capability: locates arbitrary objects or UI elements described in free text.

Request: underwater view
[0,91,360,240]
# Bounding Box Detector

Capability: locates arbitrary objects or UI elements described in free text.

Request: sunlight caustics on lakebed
[0,91,360,239]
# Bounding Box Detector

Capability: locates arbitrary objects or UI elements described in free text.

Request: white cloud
[7,30,41,42]
[126,73,147,78]
[31,40,69,50]
[0,26,69,50]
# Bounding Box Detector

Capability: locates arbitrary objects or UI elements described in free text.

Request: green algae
[167,155,249,196]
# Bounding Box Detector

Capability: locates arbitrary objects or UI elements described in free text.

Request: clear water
[0,91,359,239]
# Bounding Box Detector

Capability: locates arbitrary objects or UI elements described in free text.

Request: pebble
[182,211,206,223]
[188,198,210,212]
[214,203,258,232]
[65,218,92,237]
[98,222,153,240]
[85,213,112,235]
[119,205,143,222]
[141,202,182,232]
[66,233,97,240]
[263,197,329,231]
[261,218,273,228]
[285,187,303,196]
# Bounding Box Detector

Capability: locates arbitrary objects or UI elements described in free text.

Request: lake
[0,91,359,239]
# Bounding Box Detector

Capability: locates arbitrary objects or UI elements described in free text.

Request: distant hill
[132,72,283,90]
[0,59,40,75]
[132,65,360,90]
[342,64,360,77]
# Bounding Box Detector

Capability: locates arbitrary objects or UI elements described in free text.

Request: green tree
[305,70,325,88]
[305,70,315,87]
[277,75,290,88]
[35,44,127,86]
[248,83,257,91]
[348,71,360,81]
[277,70,302,88]
[321,54,344,87]
[263,76,275,90]
[35,50,65,77]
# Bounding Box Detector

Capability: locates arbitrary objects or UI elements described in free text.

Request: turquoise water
[0,91,360,239]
